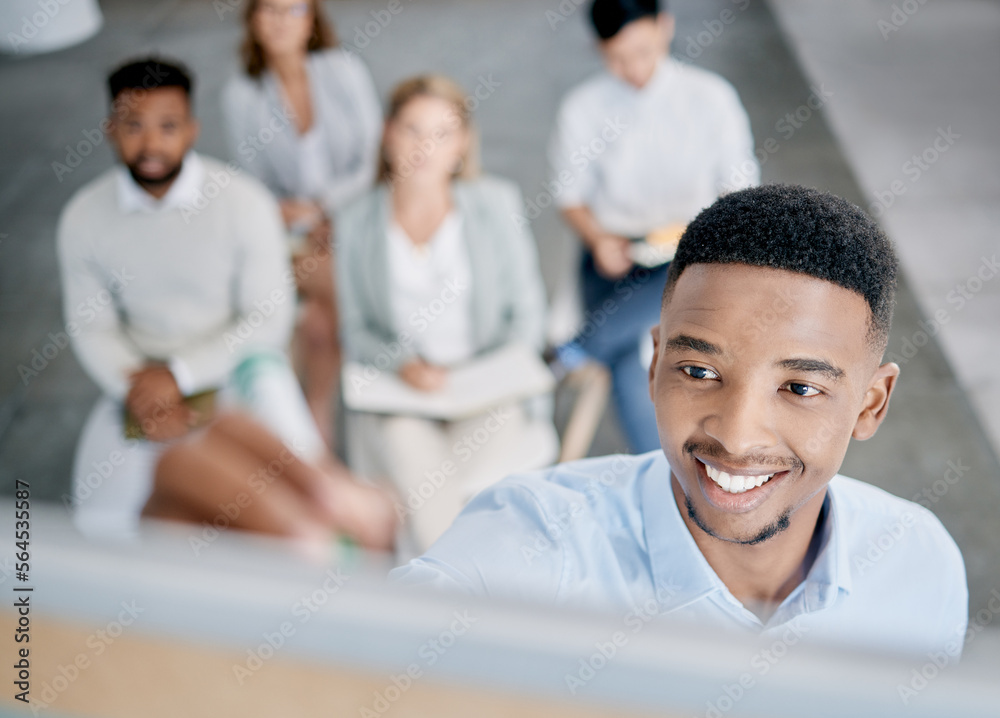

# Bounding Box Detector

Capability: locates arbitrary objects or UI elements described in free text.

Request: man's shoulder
[829,475,964,571]
[667,59,742,106]
[58,167,120,246]
[558,71,621,115]
[492,451,661,528]
[61,167,119,220]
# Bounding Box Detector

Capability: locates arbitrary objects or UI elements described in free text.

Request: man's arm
[548,93,633,280]
[167,182,296,396]
[390,477,571,605]
[561,205,633,280]
[57,204,146,400]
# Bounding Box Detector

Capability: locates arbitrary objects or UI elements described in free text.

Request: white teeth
[703,462,774,494]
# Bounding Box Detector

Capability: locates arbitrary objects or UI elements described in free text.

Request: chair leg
[558,362,612,463]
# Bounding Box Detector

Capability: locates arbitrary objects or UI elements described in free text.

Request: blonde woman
[222,0,382,445]
[337,76,553,554]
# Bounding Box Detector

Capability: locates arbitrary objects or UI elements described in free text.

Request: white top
[387,212,474,366]
[549,57,759,237]
[221,49,382,216]
[57,151,295,400]
[296,123,334,201]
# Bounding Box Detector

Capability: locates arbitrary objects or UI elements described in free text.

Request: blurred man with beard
[57,58,296,537]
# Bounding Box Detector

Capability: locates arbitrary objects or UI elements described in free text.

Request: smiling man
[393,185,968,657]
[57,57,295,537]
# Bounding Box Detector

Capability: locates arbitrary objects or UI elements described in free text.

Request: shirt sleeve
[318,53,382,215]
[713,82,759,193]
[57,202,145,400]
[548,91,601,210]
[168,181,295,395]
[390,477,570,606]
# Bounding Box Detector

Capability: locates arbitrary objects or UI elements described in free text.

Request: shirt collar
[640,452,727,613]
[610,55,678,98]
[640,453,852,619]
[116,150,203,214]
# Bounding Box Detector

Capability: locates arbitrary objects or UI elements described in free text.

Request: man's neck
[671,476,828,621]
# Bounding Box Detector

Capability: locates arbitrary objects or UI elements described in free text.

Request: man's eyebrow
[663,334,721,355]
[777,358,845,381]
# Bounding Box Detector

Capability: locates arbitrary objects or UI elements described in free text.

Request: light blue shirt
[392,451,968,658]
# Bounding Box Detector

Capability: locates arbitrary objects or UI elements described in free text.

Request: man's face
[108,86,198,196]
[600,14,674,89]
[649,264,898,545]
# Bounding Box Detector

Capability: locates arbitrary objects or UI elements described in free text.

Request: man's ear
[658,12,676,47]
[648,324,660,400]
[188,117,201,147]
[852,362,900,440]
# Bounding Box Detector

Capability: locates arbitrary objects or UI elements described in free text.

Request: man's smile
[691,456,797,514]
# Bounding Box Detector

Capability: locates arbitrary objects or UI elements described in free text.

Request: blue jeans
[574,253,668,453]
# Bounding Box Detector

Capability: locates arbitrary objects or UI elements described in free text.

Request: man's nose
[140,128,166,155]
[702,384,778,458]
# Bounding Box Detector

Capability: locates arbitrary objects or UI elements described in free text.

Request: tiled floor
[0,0,997,618]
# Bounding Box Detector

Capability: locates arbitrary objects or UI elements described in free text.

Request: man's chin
[127,163,182,189]
[684,493,792,546]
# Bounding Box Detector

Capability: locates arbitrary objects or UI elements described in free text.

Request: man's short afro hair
[664,184,897,350]
[108,57,193,104]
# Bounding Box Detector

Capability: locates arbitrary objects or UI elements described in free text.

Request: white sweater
[56,152,295,400]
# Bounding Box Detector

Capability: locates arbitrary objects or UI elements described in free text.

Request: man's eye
[786,382,820,397]
[682,366,718,380]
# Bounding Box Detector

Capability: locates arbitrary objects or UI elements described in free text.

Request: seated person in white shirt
[392,185,968,658]
[550,0,758,453]
[57,58,300,537]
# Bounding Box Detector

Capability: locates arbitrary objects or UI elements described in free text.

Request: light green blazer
[335,175,547,370]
